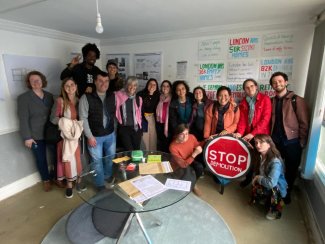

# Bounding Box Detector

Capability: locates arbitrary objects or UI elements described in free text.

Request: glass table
[76,150,196,244]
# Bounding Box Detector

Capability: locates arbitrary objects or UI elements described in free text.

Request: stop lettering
[204,136,251,179]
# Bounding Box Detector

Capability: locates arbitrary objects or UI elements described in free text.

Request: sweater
[169,134,200,168]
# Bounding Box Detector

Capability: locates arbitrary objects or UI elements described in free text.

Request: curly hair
[172,80,190,99]
[269,72,288,86]
[25,70,47,89]
[82,43,100,59]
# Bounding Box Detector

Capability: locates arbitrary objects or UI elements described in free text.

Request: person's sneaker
[43,181,52,192]
[76,183,87,193]
[266,211,277,220]
[65,188,73,198]
[193,185,203,197]
[97,185,106,192]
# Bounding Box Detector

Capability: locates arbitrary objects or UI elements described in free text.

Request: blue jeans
[87,132,116,187]
[31,140,50,181]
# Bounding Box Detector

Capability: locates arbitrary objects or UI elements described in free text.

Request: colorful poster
[198,39,226,60]
[134,53,161,90]
[106,53,130,80]
[262,33,294,57]
[202,82,275,103]
[227,59,259,82]
[228,36,260,59]
[198,62,225,82]
[259,57,293,81]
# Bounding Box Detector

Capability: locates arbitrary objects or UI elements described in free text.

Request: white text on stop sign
[208,150,247,165]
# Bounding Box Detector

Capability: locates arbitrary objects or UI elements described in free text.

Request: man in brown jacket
[270,72,309,204]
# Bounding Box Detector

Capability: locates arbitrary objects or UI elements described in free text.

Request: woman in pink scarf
[156,80,172,152]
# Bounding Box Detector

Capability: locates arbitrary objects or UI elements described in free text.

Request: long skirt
[56,140,82,182]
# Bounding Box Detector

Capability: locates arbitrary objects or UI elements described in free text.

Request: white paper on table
[165,179,191,192]
[131,175,167,199]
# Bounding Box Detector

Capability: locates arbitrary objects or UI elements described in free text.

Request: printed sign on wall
[227,59,259,82]
[228,36,260,59]
[262,33,294,57]
[198,38,226,60]
[259,57,293,81]
[198,62,225,82]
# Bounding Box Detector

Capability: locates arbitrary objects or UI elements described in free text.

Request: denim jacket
[257,157,288,197]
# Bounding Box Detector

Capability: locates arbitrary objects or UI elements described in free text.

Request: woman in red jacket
[234,79,271,141]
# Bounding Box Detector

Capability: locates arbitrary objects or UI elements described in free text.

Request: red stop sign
[204,136,251,179]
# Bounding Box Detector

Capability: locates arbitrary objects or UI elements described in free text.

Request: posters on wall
[227,59,259,82]
[259,57,293,81]
[228,36,260,59]
[134,53,161,90]
[3,54,62,99]
[197,32,294,100]
[198,62,225,82]
[262,33,294,57]
[198,38,226,60]
[106,53,130,80]
[176,61,188,80]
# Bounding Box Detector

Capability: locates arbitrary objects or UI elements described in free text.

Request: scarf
[246,93,257,126]
[122,95,139,131]
[156,94,172,137]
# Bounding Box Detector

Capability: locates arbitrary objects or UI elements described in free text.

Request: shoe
[193,185,203,197]
[76,183,87,193]
[65,188,73,198]
[53,179,65,188]
[97,186,106,192]
[43,181,52,192]
[266,211,277,220]
[106,176,115,184]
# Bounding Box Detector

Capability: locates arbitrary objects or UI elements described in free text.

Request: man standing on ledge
[61,43,102,97]
[269,71,309,204]
[79,71,116,191]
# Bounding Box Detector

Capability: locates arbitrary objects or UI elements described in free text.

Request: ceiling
[0,0,324,40]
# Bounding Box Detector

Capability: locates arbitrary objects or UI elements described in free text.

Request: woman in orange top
[169,124,204,196]
[204,86,240,139]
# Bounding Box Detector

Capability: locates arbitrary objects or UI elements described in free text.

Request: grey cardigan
[17,90,54,140]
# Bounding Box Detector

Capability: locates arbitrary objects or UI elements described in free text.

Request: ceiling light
[95,0,103,34]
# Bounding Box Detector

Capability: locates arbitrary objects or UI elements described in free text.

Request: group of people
[17,43,309,220]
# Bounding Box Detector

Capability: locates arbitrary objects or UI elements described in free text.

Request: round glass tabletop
[76,151,196,213]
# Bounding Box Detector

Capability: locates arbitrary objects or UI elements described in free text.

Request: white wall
[0,27,100,134]
[101,24,314,96]
[0,23,99,199]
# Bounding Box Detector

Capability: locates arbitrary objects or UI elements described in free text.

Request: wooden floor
[0,172,313,244]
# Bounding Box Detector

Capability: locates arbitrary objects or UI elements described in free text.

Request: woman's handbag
[44,121,61,144]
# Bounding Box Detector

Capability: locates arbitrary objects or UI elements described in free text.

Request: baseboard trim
[0,173,40,201]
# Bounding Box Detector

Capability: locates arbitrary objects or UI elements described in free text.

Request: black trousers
[117,126,142,151]
[275,141,302,194]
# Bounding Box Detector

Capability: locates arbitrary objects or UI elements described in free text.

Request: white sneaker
[266,211,277,220]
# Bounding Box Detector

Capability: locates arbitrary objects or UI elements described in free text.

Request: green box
[131,150,143,162]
